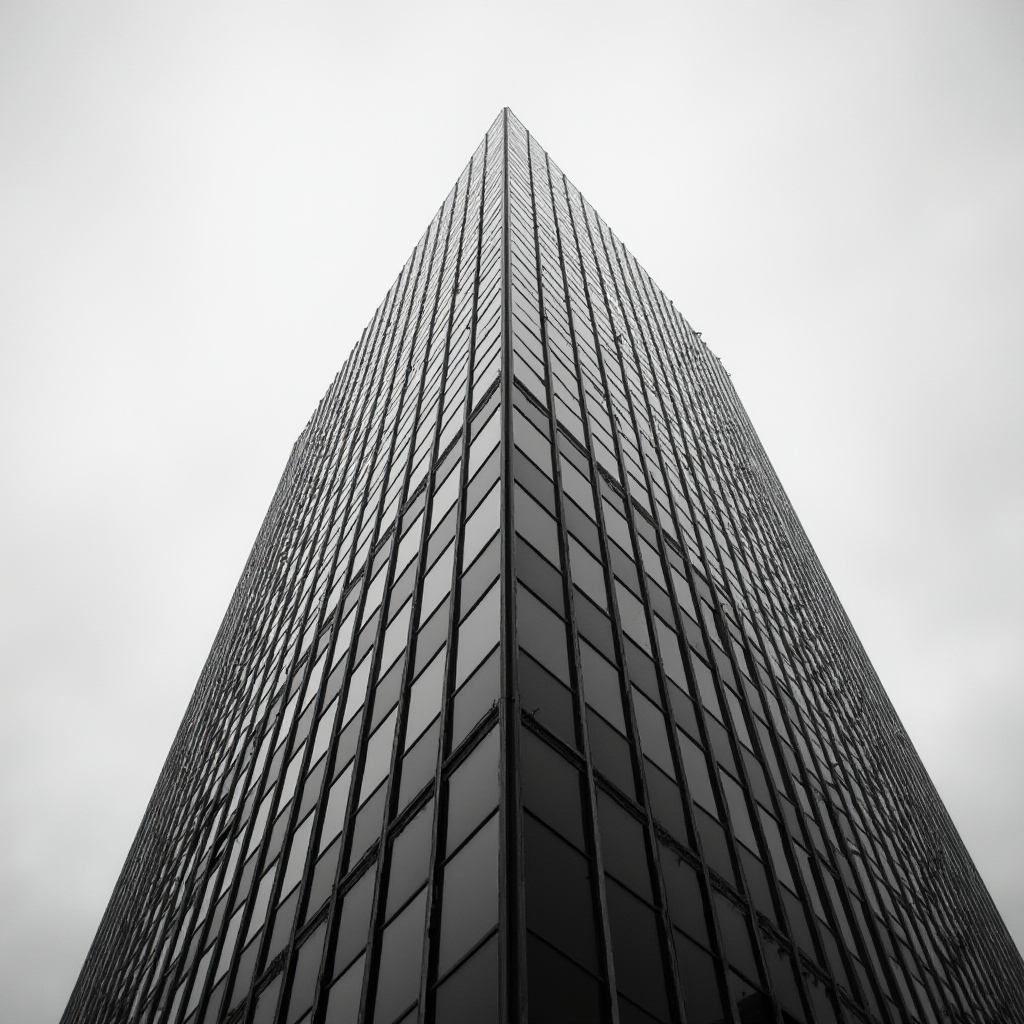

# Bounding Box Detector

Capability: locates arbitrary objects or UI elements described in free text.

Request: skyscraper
[62,108,1023,1024]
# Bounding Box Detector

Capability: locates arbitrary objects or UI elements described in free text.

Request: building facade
[62,109,1024,1024]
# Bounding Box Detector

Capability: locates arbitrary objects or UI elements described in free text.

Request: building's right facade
[63,109,1023,1024]
[494,111,1024,1023]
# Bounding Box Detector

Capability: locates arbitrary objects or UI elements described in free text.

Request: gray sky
[1,1,1021,1018]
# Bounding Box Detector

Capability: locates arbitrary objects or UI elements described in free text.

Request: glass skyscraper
[63,109,1023,1024]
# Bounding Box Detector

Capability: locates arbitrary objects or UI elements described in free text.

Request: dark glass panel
[714,893,760,983]
[579,641,625,731]
[251,975,282,1024]
[285,921,326,1023]
[603,878,670,1019]
[372,887,427,1024]
[434,932,498,1024]
[515,537,565,616]
[523,813,600,972]
[306,838,341,921]
[586,708,635,798]
[514,483,560,566]
[405,650,445,746]
[513,447,556,508]
[370,657,405,730]
[298,757,327,823]
[358,710,398,805]
[526,933,606,1024]
[414,597,450,677]
[229,935,260,1008]
[455,583,499,686]
[462,485,499,569]
[632,689,674,775]
[437,813,499,974]
[348,783,387,866]
[596,790,652,900]
[568,536,607,609]
[446,727,499,853]
[706,717,737,776]
[461,534,500,615]
[332,867,375,978]
[646,765,688,845]
[659,845,708,943]
[519,653,576,749]
[739,846,777,925]
[318,765,352,855]
[334,709,363,776]
[516,586,569,682]
[397,719,439,810]
[385,799,434,918]
[267,887,299,960]
[679,733,717,816]
[694,809,734,885]
[674,931,725,1024]
[521,730,585,850]
[451,650,499,750]
[574,592,617,662]
[281,814,315,899]
[324,952,364,1024]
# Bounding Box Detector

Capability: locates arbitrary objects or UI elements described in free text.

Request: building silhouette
[62,109,1024,1024]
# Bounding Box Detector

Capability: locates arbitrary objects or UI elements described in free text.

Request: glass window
[437,813,499,975]
[386,800,434,918]
[456,583,499,687]
[451,650,499,750]
[523,813,599,972]
[468,411,500,478]
[434,932,498,1024]
[516,586,569,682]
[513,406,552,474]
[463,484,499,570]
[631,688,675,776]
[251,975,282,1024]
[514,484,560,567]
[280,813,314,897]
[446,728,499,853]
[373,888,428,1024]
[405,651,445,746]
[597,790,653,900]
[521,731,585,850]
[462,534,500,614]
[519,653,576,749]
[526,934,604,1024]
[332,868,375,977]
[714,893,759,982]
[285,921,326,1023]
[357,709,398,805]
[324,952,364,1023]
[516,538,564,617]
[679,734,717,815]
[568,536,607,609]
[397,719,440,811]
[674,932,724,1024]
[579,641,624,731]
[604,878,670,1019]
[421,543,455,619]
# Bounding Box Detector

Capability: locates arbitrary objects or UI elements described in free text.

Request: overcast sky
[1,1,1021,1018]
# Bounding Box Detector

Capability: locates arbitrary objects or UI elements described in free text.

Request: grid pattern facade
[63,109,1023,1024]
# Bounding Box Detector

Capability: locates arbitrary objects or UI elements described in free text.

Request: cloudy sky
[1,1,1021,1018]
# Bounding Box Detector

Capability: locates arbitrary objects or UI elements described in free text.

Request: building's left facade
[63,112,508,1024]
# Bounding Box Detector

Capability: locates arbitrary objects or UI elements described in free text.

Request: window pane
[437,813,499,974]
[434,932,498,1024]
[373,888,428,1024]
